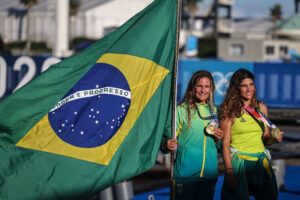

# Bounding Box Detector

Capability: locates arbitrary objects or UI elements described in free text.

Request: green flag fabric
[0,0,177,199]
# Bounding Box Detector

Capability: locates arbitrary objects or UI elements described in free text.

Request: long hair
[219,68,259,120]
[180,70,215,127]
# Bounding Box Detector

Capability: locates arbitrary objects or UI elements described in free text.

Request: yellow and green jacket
[174,103,220,181]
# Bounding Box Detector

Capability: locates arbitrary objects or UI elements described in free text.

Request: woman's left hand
[276,131,284,143]
[213,127,224,140]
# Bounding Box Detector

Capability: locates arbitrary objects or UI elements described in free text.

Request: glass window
[279,46,288,56]
[266,45,274,55]
[230,44,244,56]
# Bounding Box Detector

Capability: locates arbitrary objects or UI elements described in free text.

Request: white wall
[0,0,153,48]
[83,0,153,39]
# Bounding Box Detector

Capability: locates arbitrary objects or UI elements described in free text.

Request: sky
[199,0,295,19]
[233,0,295,18]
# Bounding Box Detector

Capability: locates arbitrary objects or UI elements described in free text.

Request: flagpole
[171,0,182,199]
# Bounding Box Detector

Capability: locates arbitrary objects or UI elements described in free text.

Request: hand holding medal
[271,128,281,139]
[271,128,284,143]
[205,116,219,136]
[206,124,215,135]
[258,110,284,141]
[206,123,224,141]
[244,106,284,140]
[205,123,224,140]
[195,106,223,139]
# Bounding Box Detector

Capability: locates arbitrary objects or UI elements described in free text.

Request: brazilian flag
[0,0,177,199]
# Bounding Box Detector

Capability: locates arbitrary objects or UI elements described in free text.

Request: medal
[206,124,215,135]
[195,104,219,136]
[244,106,281,139]
[271,128,281,139]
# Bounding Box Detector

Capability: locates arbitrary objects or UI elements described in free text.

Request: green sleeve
[214,106,222,152]
[160,104,186,153]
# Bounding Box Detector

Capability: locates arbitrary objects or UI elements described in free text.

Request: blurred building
[180,0,234,57]
[179,0,300,62]
[0,0,153,48]
[218,14,300,62]
[181,0,234,36]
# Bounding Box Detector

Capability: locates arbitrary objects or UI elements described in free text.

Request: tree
[270,4,282,39]
[69,0,80,47]
[184,0,202,31]
[70,0,80,16]
[184,0,201,12]
[20,0,38,55]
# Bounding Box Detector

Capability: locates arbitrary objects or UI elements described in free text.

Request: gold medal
[271,128,281,138]
[206,125,215,135]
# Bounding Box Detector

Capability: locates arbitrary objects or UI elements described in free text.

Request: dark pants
[245,160,278,200]
[174,178,216,200]
[222,159,278,200]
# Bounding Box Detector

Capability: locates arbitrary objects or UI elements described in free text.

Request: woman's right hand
[167,138,178,151]
[225,168,239,192]
[213,127,224,140]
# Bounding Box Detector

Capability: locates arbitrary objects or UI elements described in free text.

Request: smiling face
[194,77,211,103]
[239,78,255,102]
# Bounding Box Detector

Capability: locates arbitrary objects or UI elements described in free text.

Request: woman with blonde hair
[163,70,223,200]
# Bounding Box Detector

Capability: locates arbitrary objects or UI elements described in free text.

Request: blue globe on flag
[48,63,131,148]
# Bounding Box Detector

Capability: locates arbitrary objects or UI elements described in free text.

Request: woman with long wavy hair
[162,70,223,200]
[219,68,283,200]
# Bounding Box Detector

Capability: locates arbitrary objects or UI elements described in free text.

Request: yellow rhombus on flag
[0,0,178,199]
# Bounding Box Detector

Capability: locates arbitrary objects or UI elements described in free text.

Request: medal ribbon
[243,106,276,129]
[195,105,219,125]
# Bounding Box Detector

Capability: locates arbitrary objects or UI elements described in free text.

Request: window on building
[266,45,274,55]
[279,46,288,56]
[230,44,244,56]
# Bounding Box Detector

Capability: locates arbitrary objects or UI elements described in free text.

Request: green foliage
[184,0,202,6]
[19,0,38,7]
[0,35,4,49]
[31,42,51,51]
[270,4,282,21]
[0,35,11,55]
[70,0,80,16]
[183,0,202,13]
[197,36,217,58]
[7,41,51,51]
[270,4,282,38]
[8,41,26,49]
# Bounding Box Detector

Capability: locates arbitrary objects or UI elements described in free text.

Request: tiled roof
[233,18,274,33]
[278,13,300,30]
